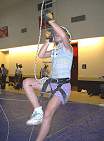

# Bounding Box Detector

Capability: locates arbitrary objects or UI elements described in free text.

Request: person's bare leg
[36,95,61,141]
[23,78,41,108]
[23,78,44,125]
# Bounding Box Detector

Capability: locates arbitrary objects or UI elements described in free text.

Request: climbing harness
[41,78,70,103]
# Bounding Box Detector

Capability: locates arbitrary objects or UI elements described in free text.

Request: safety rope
[34,0,45,79]
[34,0,56,79]
[0,104,9,141]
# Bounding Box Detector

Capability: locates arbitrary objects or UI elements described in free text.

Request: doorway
[71,42,78,89]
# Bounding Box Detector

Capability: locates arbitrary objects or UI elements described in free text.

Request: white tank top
[51,42,73,79]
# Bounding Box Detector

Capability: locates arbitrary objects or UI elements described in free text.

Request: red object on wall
[0,26,8,38]
[71,43,78,57]
[73,46,78,57]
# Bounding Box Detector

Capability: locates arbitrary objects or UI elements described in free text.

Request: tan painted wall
[0,37,104,79]
[0,0,104,49]
[78,37,104,79]
[0,44,52,78]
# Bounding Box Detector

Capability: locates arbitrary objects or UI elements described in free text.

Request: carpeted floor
[0,92,104,141]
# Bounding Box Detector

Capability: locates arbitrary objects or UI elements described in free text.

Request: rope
[34,0,56,79]
[0,98,34,141]
[34,0,45,79]
[28,126,35,141]
[34,0,56,98]
[0,104,10,141]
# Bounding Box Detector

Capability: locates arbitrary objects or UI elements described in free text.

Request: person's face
[54,33,61,42]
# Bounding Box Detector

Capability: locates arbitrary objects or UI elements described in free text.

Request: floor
[0,85,104,141]
[4,84,104,106]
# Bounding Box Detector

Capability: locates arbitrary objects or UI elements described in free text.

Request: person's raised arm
[49,21,71,50]
[44,11,72,50]
[38,40,51,58]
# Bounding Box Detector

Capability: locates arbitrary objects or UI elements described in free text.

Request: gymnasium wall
[0,44,52,78]
[78,37,104,79]
[0,0,104,49]
[0,0,104,79]
[0,0,38,49]
[0,37,104,79]
[55,0,104,39]
[0,52,9,69]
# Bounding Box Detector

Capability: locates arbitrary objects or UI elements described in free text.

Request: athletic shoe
[26,106,43,125]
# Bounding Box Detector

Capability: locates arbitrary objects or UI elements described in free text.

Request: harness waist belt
[50,78,70,84]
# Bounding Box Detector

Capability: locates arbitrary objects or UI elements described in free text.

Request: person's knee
[23,78,30,88]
